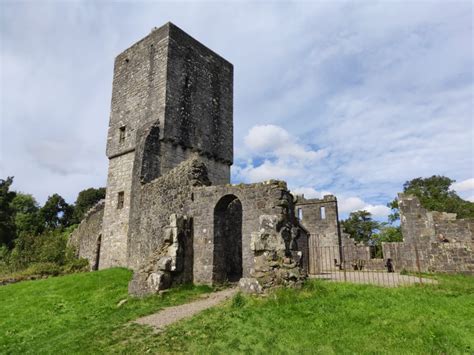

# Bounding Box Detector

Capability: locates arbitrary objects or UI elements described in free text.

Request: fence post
[414,244,423,285]
[342,245,347,282]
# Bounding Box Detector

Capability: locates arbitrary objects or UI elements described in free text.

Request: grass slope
[1,270,473,354]
[0,268,212,354]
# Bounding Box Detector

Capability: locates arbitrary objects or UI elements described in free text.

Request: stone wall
[129,214,193,296]
[295,195,341,273]
[164,23,233,166]
[128,158,210,270]
[100,152,134,268]
[68,200,105,270]
[192,180,308,291]
[382,194,474,274]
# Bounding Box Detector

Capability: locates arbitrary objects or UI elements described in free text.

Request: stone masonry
[382,194,474,274]
[69,200,105,270]
[295,195,341,273]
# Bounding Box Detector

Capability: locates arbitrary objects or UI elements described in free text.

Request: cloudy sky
[1,0,473,219]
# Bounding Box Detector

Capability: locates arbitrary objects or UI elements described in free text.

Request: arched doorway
[213,194,243,283]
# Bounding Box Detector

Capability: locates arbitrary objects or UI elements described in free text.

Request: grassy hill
[1,269,473,354]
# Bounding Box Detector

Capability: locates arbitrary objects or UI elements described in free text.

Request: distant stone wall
[295,195,340,273]
[68,200,105,270]
[382,194,474,274]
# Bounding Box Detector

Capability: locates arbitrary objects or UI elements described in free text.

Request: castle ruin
[70,23,473,295]
[70,22,343,295]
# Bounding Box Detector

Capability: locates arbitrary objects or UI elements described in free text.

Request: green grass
[0,268,213,354]
[1,271,473,354]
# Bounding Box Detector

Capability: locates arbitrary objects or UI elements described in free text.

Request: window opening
[320,206,326,219]
[119,126,126,143]
[297,208,303,221]
[117,191,125,209]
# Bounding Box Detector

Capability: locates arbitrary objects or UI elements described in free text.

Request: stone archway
[213,194,243,283]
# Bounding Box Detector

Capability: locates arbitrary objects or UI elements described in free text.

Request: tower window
[297,208,303,221]
[119,126,126,143]
[117,191,125,209]
[320,206,326,219]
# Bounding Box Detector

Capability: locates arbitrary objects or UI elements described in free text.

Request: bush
[63,258,90,274]
[24,262,62,276]
[3,225,86,279]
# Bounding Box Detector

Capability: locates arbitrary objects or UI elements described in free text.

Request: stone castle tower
[100,23,234,268]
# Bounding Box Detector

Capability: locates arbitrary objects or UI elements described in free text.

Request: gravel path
[311,271,437,287]
[134,287,237,331]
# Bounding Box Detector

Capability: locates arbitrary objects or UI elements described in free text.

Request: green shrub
[24,262,62,276]
[63,258,89,274]
[4,226,86,278]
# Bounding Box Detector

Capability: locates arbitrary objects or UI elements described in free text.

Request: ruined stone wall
[295,195,340,273]
[340,235,372,269]
[68,200,105,270]
[192,181,308,291]
[100,153,135,268]
[382,194,474,274]
[159,145,230,185]
[164,23,233,166]
[127,158,210,270]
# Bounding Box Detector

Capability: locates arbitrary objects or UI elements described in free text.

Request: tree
[0,177,17,247]
[40,194,74,230]
[341,210,381,244]
[388,175,474,221]
[10,193,43,236]
[72,187,105,224]
[372,225,403,244]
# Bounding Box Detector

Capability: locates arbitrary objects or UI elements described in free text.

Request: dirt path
[311,271,437,287]
[134,288,237,331]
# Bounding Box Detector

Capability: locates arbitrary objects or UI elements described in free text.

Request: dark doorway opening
[93,235,101,271]
[213,195,243,283]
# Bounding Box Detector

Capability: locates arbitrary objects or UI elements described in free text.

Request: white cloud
[244,125,290,153]
[339,197,366,212]
[243,125,327,162]
[338,196,390,218]
[452,178,474,192]
[291,187,332,199]
[236,124,329,184]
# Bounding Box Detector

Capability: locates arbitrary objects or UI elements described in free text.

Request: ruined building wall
[192,181,308,290]
[128,159,210,270]
[295,195,340,273]
[68,200,105,270]
[100,22,233,269]
[382,194,474,274]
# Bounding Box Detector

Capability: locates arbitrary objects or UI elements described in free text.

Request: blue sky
[1,0,473,219]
